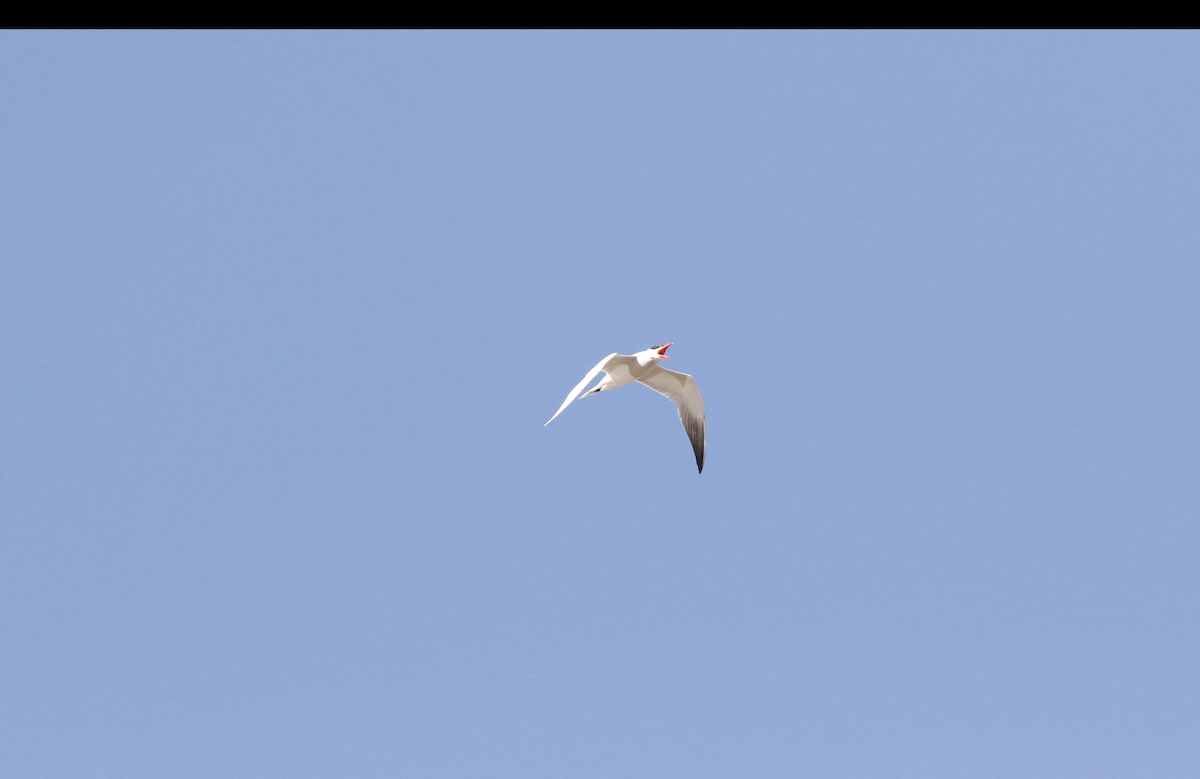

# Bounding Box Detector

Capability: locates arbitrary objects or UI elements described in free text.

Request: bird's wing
[544,353,619,426]
[638,366,706,473]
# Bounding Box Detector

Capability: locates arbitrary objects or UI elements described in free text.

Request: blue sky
[2,31,1198,778]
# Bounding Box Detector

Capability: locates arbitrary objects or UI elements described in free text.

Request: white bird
[545,343,706,473]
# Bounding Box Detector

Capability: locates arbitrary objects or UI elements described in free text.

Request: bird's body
[545,344,706,473]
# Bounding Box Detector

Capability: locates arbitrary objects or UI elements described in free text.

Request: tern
[545,343,706,473]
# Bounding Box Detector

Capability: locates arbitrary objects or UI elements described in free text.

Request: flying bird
[545,343,706,473]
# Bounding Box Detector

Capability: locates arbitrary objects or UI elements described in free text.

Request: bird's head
[649,343,672,360]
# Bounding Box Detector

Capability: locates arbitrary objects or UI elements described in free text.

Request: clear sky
[2,31,1197,778]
